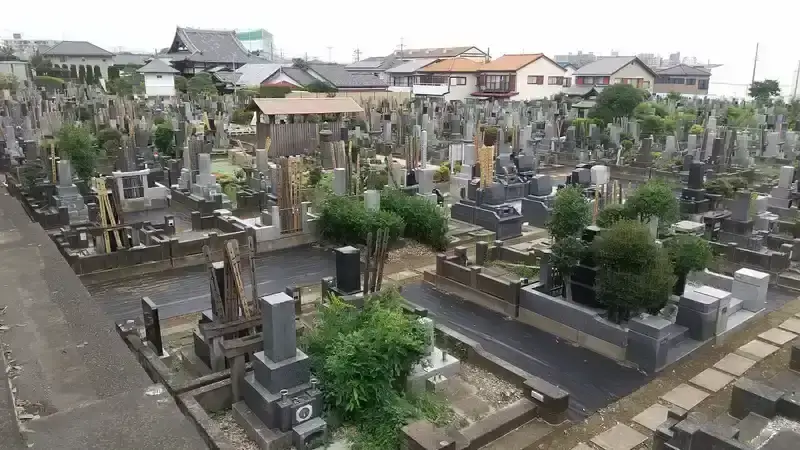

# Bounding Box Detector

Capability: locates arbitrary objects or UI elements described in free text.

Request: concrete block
[252,350,311,394]
[732,279,767,312]
[734,268,770,288]
[660,384,709,410]
[736,340,779,361]
[590,423,647,450]
[730,378,784,419]
[713,353,757,376]
[632,403,670,432]
[689,368,735,392]
[758,328,797,346]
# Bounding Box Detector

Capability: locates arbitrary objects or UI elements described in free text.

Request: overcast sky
[4,0,800,97]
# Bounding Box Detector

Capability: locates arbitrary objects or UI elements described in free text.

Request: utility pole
[326,46,333,62]
[398,37,405,57]
[353,47,361,62]
[750,42,759,86]
[793,60,800,100]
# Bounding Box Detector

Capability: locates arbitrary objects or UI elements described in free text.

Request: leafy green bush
[547,185,591,241]
[231,109,253,125]
[302,289,449,449]
[318,195,404,245]
[381,190,448,251]
[153,123,175,158]
[596,203,634,228]
[34,75,66,91]
[57,124,98,182]
[625,180,679,226]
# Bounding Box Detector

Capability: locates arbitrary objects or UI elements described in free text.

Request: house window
[527,75,544,85]
[484,75,510,90]
[642,81,651,89]
[59,56,67,62]
[596,77,610,85]
[548,76,563,85]
[156,75,163,79]
[685,78,696,85]
[583,76,594,85]
[698,79,709,90]
[449,76,467,86]
[563,78,572,87]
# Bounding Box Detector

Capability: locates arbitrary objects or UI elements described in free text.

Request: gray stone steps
[729,297,744,315]
[777,271,800,292]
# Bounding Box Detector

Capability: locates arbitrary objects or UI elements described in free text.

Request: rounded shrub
[318,195,404,245]
[381,190,448,251]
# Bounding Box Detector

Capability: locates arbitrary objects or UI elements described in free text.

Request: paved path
[401,283,651,420]
[86,245,336,322]
[0,188,207,449]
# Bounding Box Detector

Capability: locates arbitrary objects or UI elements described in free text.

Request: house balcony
[474,74,517,97]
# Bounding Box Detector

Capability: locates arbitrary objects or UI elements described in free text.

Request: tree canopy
[625,180,679,225]
[589,84,647,124]
[57,124,99,181]
[749,79,781,104]
[187,72,218,97]
[547,185,591,241]
[153,123,176,158]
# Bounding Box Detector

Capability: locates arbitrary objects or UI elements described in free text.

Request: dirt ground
[530,295,800,450]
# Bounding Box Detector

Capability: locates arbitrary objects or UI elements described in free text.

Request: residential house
[474,54,566,100]
[558,63,578,87]
[234,63,286,87]
[162,27,262,76]
[344,56,405,83]
[112,53,151,68]
[390,46,487,63]
[385,59,438,87]
[653,64,711,96]
[573,56,656,91]
[264,63,387,92]
[40,40,114,79]
[136,59,178,97]
[416,58,482,102]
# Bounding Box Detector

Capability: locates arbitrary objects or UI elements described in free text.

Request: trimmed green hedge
[381,190,448,251]
[318,196,404,245]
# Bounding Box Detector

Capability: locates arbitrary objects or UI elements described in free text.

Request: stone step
[231,401,292,450]
[478,418,555,450]
[778,272,800,292]
[728,297,744,315]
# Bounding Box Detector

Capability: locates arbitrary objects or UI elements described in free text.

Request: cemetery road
[401,282,653,420]
[86,245,336,322]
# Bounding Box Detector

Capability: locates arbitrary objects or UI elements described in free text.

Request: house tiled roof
[307,63,387,88]
[41,41,113,57]
[280,67,317,86]
[345,57,386,70]
[479,54,543,72]
[167,27,258,64]
[385,58,437,74]
[419,58,482,73]
[113,53,151,67]
[213,72,241,85]
[390,46,483,59]
[235,63,286,86]
[137,59,178,74]
[656,64,711,76]
[574,56,657,77]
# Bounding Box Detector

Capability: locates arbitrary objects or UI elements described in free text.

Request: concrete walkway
[0,188,208,449]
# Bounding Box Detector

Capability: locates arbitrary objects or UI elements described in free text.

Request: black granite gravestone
[141,296,163,355]
[334,246,361,294]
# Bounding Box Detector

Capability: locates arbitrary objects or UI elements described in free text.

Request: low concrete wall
[518,286,627,361]
[432,253,522,317]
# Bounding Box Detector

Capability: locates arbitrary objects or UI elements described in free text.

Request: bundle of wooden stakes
[363,229,390,295]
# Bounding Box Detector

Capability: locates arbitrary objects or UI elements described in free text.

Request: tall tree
[187,72,217,97]
[57,124,98,182]
[0,45,17,61]
[589,83,647,124]
[749,79,781,104]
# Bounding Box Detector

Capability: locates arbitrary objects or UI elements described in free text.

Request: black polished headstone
[335,246,361,294]
[688,162,705,190]
[141,296,163,356]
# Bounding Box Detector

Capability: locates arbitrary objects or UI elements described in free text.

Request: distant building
[554,51,597,68]
[0,61,30,82]
[345,56,407,83]
[390,46,488,63]
[573,56,656,91]
[137,59,179,97]
[474,54,566,100]
[236,29,275,60]
[264,63,387,92]
[653,64,711,96]
[40,41,114,79]
[1,34,59,60]
[162,27,262,76]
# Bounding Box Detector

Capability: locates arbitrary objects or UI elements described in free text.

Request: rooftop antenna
[750,42,759,86]
[353,47,361,62]
[326,46,333,63]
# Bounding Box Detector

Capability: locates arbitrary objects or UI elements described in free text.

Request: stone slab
[590,423,648,450]
[660,383,710,410]
[736,340,780,361]
[631,403,670,432]
[689,368,735,393]
[759,328,798,346]
[714,353,757,376]
[571,444,595,450]
[779,318,800,334]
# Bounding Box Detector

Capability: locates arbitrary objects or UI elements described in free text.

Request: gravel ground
[460,361,523,409]
[386,242,435,264]
[211,410,259,450]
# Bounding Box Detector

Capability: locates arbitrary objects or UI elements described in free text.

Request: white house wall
[143,73,176,97]
[611,61,655,90]
[444,73,477,103]
[514,59,566,100]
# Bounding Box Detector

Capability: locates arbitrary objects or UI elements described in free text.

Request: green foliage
[640,114,665,138]
[749,79,781,103]
[318,195,405,245]
[259,85,292,98]
[303,289,447,449]
[96,127,122,152]
[725,106,757,128]
[482,126,498,147]
[550,236,585,280]
[704,176,747,198]
[689,124,704,135]
[621,139,634,151]
[666,92,682,102]
[666,235,713,276]
[547,185,591,241]
[107,72,144,96]
[0,73,18,91]
[85,67,95,85]
[381,190,448,251]
[625,180,679,225]
[308,166,323,187]
[306,81,337,93]
[590,83,647,124]
[187,72,217,97]
[57,124,98,182]
[596,203,634,228]
[174,75,188,93]
[231,109,253,125]
[153,124,176,158]
[35,75,66,90]
[434,163,450,183]
[594,220,676,321]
